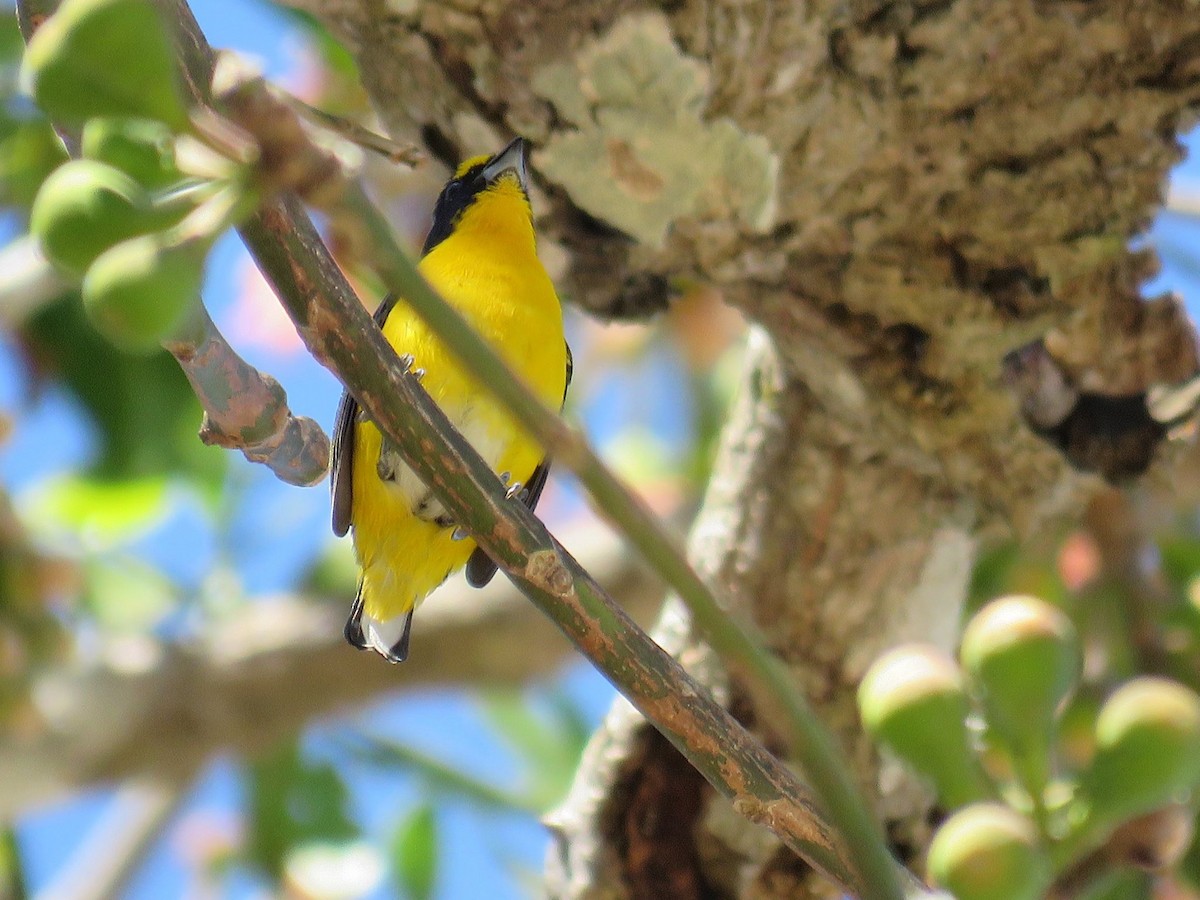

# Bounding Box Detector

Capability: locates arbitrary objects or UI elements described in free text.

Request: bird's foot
[376,439,405,482]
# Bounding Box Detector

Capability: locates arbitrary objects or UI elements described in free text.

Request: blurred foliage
[0,16,67,213]
[392,803,438,900]
[0,488,69,721]
[245,740,360,880]
[20,294,223,484]
[1,825,27,900]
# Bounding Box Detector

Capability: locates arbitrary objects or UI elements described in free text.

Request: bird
[329,137,571,663]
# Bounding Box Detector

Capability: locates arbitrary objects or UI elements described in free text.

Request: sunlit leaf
[391,804,437,900]
[25,473,168,546]
[479,689,586,808]
[82,556,175,631]
[246,741,359,880]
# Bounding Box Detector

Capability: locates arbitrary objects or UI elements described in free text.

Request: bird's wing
[330,295,401,537]
[465,339,573,588]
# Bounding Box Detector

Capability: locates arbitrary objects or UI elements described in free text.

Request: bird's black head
[421,137,530,256]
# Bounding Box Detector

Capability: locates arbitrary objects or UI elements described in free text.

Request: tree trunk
[296,0,1200,894]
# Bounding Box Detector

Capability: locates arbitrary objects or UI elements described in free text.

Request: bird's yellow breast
[350,179,566,622]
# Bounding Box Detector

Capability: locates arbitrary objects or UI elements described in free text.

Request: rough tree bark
[289,0,1200,895]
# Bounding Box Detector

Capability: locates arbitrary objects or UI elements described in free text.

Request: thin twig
[34,779,185,900]
[284,95,425,167]
[242,191,867,893]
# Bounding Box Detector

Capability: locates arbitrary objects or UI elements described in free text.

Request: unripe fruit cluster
[858,594,1200,899]
[23,0,213,352]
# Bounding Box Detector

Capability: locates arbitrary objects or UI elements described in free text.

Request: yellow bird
[330,138,571,662]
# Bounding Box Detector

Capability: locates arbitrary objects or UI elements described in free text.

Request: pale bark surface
[288,0,1200,895]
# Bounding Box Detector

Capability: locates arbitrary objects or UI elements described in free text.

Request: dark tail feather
[346,588,414,663]
[344,584,368,650]
[390,610,414,663]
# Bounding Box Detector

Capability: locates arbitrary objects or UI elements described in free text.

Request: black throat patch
[421,162,488,256]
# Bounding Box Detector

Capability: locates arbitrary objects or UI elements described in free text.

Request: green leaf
[22,0,188,129]
[1158,535,1200,592]
[26,473,168,545]
[966,543,1019,611]
[0,121,67,209]
[478,689,585,808]
[82,556,175,631]
[391,804,438,900]
[22,292,225,488]
[0,827,27,900]
[245,741,359,880]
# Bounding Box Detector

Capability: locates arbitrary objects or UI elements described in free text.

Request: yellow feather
[349,174,566,629]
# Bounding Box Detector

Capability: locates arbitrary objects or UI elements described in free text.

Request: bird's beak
[482,137,529,193]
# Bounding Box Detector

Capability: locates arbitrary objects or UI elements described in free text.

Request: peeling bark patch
[616,728,721,900]
[607,138,666,201]
[524,547,575,595]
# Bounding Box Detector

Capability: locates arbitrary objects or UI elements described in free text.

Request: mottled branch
[162,306,328,486]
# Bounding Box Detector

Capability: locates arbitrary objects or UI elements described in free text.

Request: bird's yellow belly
[350,258,565,624]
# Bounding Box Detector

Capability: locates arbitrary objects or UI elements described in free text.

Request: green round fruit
[22,0,188,129]
[31,160,155,276]
[82,117,180,189]
[81,234,204,353]
[928,804,1050,900]
[1081,677,1200,825]
[960,595,1079,753]
[859,645,991,807]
